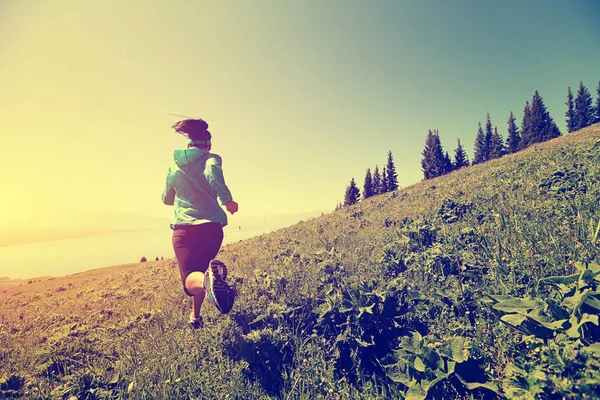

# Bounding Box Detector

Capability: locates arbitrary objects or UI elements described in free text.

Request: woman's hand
[225,200,239,215]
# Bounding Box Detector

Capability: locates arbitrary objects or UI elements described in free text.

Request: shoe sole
[188,318,203,330]
[211,259,227,281]
[204,260,234,314]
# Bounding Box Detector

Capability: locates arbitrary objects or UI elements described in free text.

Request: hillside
[2,124,600,399]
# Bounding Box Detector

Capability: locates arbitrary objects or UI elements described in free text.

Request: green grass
[2,124,600,399]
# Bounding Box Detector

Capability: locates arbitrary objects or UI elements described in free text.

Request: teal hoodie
[162,147,233,228]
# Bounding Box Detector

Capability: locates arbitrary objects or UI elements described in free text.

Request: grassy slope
[2,124,600,399]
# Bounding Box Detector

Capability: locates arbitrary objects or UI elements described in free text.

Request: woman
[162,118,238,329]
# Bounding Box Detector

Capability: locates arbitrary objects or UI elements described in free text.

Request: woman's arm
[162,169,176,205]
[204,155,234,206]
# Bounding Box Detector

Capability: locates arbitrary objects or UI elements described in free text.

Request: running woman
[162,118,237,329]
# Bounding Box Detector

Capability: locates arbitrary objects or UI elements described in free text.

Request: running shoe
[188,315,203,330]
[204,259,235,314]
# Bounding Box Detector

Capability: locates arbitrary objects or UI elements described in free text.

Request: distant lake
[0,221,296,280]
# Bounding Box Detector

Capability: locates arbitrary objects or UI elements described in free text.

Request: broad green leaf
[405,382,427,400]
[487,294,519,303]
[539,273,578,286]
[358,304,374,318]
[439,337,468,363]
[456,374,499,393]
[421,347,442,368]
[562,289,583,313]
[447,360,456,374]
[583,293,600,313]
[524,310,568,331]
[493,298,544,313]
[584,343,600,355]
[386,370,412,386]
[588,261,600,273]
[581,269,594,284]
[580,313,599,326]
[566,315,581,338]
[414,356,425,372]
[500,313,527,327]
[575,262,600,273]
[422,372,451,392]
[537,318,569,331]
[401,332,423,354]
[563,314,598,339]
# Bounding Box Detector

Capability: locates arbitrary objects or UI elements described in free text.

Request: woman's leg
[173,223,225,323]
[185,272,205,319]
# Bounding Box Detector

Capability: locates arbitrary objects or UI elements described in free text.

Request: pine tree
[343,178,360,206]
[595,81,600,124]
[372,165,381,195]
[489,127,506,159]
[385,151,398,191]
[421,129,446,179]
[575,81,594,130]
[484,113,493,161]
[362,168,374,199]
[473,123,486,165]
[565,86,576,133]
[381,168,388,193]
[530,90,561,143]
[521,101,533,148]
[506,111,520,153]
[443,151,452,174]
[453,139,469,169]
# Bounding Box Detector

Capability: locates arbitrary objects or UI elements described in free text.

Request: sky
[1,0,599,230]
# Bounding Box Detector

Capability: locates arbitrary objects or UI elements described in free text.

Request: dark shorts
[172,223,224,296]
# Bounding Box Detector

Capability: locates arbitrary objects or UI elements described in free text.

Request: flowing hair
[171,118,211,141]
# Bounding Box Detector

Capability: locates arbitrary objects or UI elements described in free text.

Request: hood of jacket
[173,147,208,167]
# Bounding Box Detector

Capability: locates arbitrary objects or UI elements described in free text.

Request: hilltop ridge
[2,124,600,399]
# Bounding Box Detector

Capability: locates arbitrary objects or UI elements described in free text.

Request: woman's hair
[171,118,211,141]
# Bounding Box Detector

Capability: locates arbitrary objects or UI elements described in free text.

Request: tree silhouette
[344,178,360,206]
[453,139,469,169]
[530,90,561,142]
[489,127,506,159]
[565,86,576,133]
[506,111,520,153]
[381,168,388,193]
[521,92,560,148]
[473,123,486,165]
[520,101,533,148]
[443,151,453,174]
[372,165,381,195]
[595,81,600,124]
[484,113,493,161]
[385,151,399,191]
[362,168,374,199]
[575,81,594,130]
[421,129,446,179]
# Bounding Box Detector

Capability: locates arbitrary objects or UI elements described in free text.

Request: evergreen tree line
[421,80,600,180]
[336,151,398,209]
[566,81,600,133]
